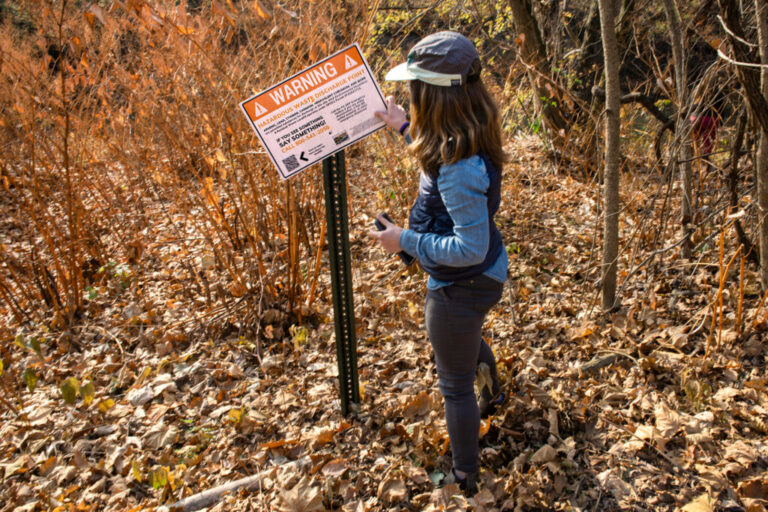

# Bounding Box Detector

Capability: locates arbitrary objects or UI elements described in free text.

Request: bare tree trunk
[616,0,636,51]
[718,0,768,135]
[508,0,568,133]
[756,0,768,288]
[662,0,694,260]
[728,110,758,263]
[578,0,601,73]
[598,0,621,311]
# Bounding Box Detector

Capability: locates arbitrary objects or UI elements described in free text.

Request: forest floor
[1,135,767,512]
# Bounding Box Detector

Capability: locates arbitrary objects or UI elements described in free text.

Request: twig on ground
[158,457,311,512]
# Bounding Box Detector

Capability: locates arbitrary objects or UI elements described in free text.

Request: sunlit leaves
[681,494,714,512]
[134,366,152,388]
[14,334,43,359]
[58,377,98,406]
[60,378,80,405]
[3,2,764,511]
[22,369,37,392]
[39,456,56,477]
[131,460,142,483]
[253,0,272,19]
[148,466,169,489]
[176,25,196,36]
[228,407,243,425]
[29,337,42,359]
[290,325,308,351]
[98,398,115,413]
[81,381,95,406]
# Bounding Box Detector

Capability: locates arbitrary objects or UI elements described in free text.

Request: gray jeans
[425,274,503,474]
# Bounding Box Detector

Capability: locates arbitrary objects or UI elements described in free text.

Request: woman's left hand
[368,214,403,253]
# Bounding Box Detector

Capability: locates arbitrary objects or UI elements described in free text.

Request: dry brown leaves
[2,125,768,512]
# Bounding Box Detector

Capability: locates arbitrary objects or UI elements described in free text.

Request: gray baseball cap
[385,31,480,87]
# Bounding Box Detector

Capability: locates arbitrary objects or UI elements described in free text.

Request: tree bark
[616,0,636,53]
[598,0,621,311]
[727,110,758,264]
[718,0,768,135]
[756,0,768,288]
[508,0,568,133]
[662,0,694,260]
[578,1,602,74]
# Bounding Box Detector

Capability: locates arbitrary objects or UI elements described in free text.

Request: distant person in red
[690,104,719,158]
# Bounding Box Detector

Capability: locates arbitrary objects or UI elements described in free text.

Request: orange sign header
[243,46,364,121]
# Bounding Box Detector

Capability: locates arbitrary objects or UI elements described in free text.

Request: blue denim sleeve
[399,155,489,267]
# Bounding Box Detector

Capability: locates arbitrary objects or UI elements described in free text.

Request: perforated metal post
[322,151,360,416]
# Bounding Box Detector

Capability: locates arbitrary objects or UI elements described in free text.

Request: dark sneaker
[479,391,505,418]
[477,362,503,418]
[440,468,479,495]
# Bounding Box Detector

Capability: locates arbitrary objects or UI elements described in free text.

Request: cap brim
[385,62,417,81]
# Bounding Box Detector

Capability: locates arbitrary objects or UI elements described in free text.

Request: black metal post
[321,151,360,416]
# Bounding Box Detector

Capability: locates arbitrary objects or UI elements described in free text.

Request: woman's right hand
[367,214,404,254]
[375,96,408,132]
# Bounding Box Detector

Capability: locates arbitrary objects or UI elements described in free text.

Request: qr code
[282,154,299,172]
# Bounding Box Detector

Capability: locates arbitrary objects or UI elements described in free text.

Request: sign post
[239,44,386,415]
[322,151,360,415]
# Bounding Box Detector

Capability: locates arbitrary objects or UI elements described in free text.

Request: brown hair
[408,72,506,177]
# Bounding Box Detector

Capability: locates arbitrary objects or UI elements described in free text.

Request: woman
[368,31,507,494]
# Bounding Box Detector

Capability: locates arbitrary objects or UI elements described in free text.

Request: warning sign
[240,44,387,180]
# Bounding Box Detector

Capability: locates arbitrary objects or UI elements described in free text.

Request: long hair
[408,68,506,177]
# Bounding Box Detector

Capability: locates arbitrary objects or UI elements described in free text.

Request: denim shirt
[399,155,508,290]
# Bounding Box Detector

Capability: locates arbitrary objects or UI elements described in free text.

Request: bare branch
[717,47,768,69]
[716,14,758,48]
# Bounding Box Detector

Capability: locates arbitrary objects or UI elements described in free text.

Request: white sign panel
[240,44,387,180]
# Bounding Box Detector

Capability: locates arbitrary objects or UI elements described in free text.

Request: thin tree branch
[717,48,768,69]
[716,14,758,48]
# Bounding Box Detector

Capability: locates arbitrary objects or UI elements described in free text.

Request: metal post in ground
[321,150,360,416]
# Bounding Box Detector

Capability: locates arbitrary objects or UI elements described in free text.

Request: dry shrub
[0,0,386,340]
[0,0,532,343]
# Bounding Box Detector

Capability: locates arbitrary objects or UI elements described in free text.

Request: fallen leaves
[321,458,348,478]
[21,369,36,392]
[127,386,154,407]
[681,493,716,512]
[596,468,632,503]
[2,105,768,512]
[278,477,324,512]
[97,398,115,413]
[738,475,768,512]
[400,391,431,418]
[377,477,407,503]
[59,378,80,405]
[529,444,556,464]
[654,401,681,439]
[259,438,300,450]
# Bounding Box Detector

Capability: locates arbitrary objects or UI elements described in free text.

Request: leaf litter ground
[1,135,767,512]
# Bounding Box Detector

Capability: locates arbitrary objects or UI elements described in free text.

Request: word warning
[240,44,387,180]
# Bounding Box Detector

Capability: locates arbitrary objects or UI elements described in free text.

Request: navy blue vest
[408,153,503,282]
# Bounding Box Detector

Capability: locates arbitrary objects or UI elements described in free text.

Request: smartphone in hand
[374,213,415,266]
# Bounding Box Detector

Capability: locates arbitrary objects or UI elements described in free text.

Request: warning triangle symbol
[344,54,358,70]
[251,101,268,117]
